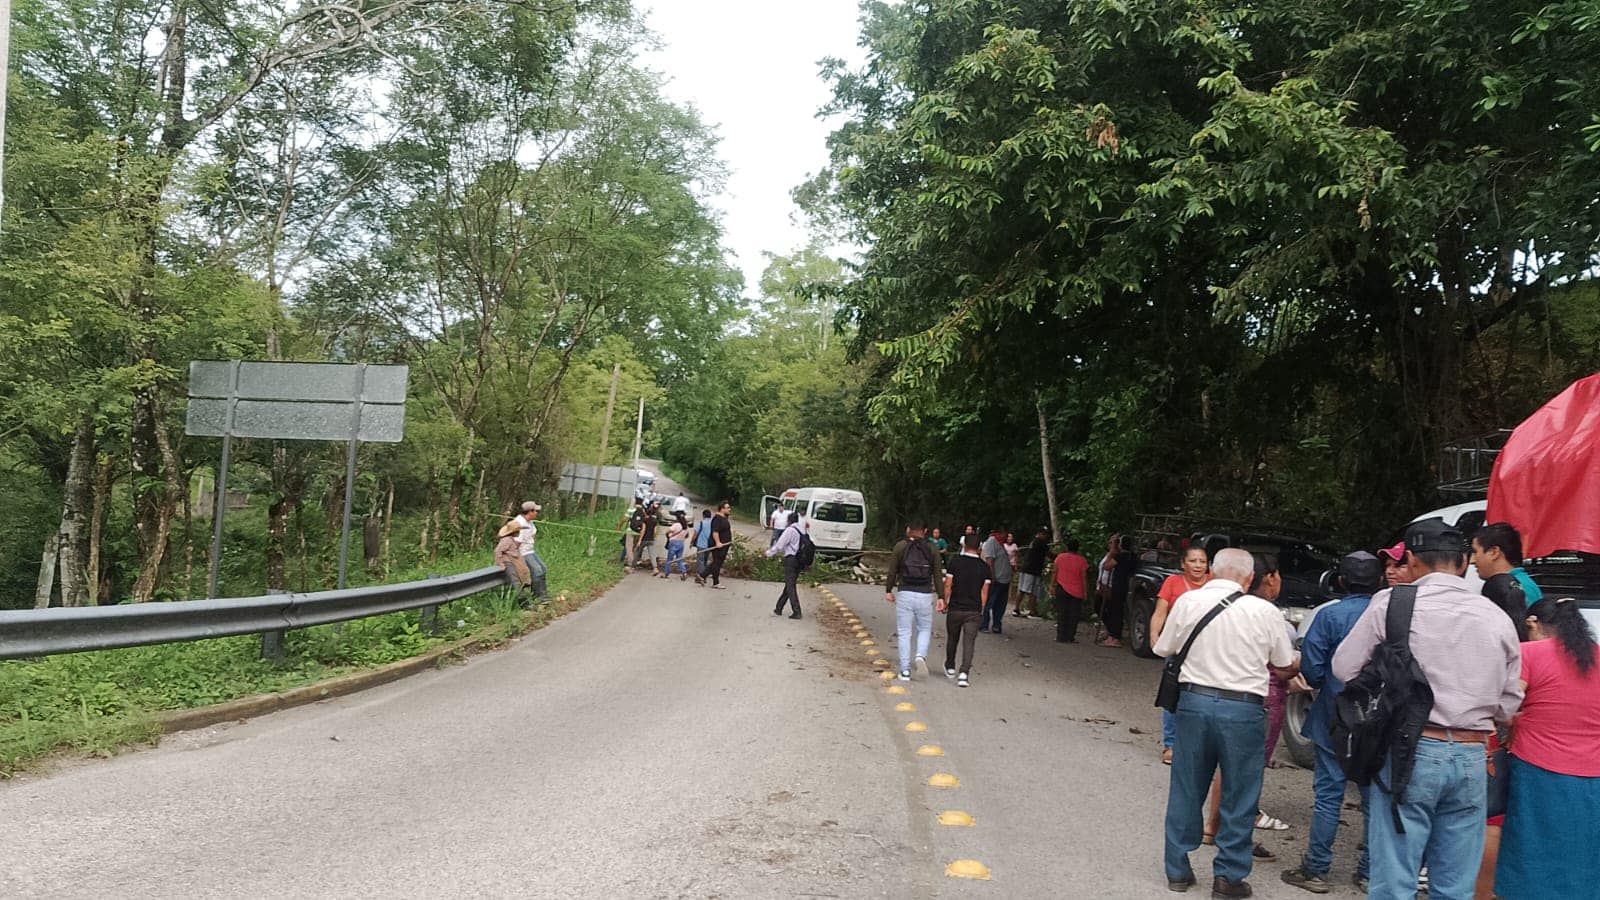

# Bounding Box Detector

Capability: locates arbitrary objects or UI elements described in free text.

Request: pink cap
[1377,541,1406,562]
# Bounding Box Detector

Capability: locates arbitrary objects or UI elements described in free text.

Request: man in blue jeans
[886,521,944,680]
[1281,551,1381,894]
[1332,518,1523,900]
[1154,549,1296,897]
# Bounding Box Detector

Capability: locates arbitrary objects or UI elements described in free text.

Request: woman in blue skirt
[1496,598,1600,899]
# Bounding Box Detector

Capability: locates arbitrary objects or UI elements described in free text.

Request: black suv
[1122,522,1340,660]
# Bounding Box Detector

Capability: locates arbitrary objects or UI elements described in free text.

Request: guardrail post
[420,575,441,636]
[261,589,288,663]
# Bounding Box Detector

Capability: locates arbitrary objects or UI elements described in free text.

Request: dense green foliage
[1,0,736,609]
[737,0,1600,544]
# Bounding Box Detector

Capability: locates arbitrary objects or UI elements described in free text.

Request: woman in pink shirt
[1495,597,1600,899]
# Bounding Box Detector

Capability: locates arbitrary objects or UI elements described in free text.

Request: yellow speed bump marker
[895,702,917,712]
[860,639,875,646]
[886,685,907,695]
[879,670,896,680]
[917,745,945,757]
[928,773,959,788]
[945,860,991,880]
[905,722,928,732]
[937,810,975,826]
[873,659,891,667]
[867,649,882,657]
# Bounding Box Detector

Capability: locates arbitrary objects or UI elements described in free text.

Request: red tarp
[1488,373,1600,558]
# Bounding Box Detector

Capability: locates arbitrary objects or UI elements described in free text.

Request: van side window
[812,503,864,524]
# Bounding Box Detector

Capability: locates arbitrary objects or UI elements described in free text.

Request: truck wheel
[1126,586,1157,659]
[1281,691,1316,769]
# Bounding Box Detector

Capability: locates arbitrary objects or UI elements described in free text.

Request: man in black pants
[940,533,991,687]
[765,511,804,618]
[703,501,733,589]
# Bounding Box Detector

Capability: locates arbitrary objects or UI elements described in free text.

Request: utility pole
[631,395,644,467]
[588,363,621,517]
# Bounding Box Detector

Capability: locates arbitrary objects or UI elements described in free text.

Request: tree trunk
[130,394,184,601]
[1036,397,1061,542]
[88,456,113,605]
[35,532,61,609]
[382,479,395,577]
[54,412,97,607]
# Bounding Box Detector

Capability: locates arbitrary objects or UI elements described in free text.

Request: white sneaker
[957,673,970,687]
[897,670,911,682]
[915,657,929,677]
[945,666,957,678]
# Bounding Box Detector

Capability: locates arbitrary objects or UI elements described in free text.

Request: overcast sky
[639,1,866,297]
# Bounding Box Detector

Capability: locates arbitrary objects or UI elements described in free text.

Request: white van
[762,487,867,553]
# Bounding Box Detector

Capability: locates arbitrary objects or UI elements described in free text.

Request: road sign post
[187,361,407,598]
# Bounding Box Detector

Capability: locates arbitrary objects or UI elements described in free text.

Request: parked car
[760,487,867,554]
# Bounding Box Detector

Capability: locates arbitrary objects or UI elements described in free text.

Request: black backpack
[900,539,934,583]
[795,530,817,572]
[1330,585,1433,832]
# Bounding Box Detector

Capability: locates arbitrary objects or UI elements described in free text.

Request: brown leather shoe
[1211,876,1253,898]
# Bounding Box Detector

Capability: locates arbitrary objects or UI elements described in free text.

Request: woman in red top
[1151,545,1211,764]
[1495,597,1600,899]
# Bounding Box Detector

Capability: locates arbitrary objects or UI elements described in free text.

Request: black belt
[1179,684,1265,706]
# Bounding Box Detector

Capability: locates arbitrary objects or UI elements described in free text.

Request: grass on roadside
[0,511,625,778]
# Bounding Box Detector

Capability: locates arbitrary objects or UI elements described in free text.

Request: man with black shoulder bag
[1153,548,1296,898]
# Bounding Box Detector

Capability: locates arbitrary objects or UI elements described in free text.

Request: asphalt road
[0,575,1370,898]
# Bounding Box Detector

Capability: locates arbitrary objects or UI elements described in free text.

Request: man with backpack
[1280,551,1382,894]
[765,511,812,619]
[1331,518,1523,900]
[1153,548,1296,898]
[885,521,945,681]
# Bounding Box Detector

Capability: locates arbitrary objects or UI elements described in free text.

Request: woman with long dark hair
[1495,598,1600,899]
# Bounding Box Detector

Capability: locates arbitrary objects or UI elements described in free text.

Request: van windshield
[812,502,864,524]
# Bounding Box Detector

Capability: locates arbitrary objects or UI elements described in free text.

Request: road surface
[0,576,1368,898]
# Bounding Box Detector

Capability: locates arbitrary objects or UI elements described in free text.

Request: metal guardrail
[0,566,514,661]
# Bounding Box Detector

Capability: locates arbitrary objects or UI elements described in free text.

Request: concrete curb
[156,585,611,736]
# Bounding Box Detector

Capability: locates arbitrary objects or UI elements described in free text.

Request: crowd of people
[496,495,1595,900]
[1148,517,1599,900]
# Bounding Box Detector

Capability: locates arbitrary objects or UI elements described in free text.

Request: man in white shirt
[1153,548,1296,898]
[768,503,789,547]
[671,491,690,517]
[513,501,546,599]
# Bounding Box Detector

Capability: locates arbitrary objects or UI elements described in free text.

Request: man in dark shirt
[940,534,991,686]
[703,502,734,589]
[1101,535,1138,648]
[1015,528,1050,618]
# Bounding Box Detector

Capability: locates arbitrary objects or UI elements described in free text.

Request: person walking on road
[1332,518,1523,900]
[661,513,691,580]
[692,509,714,582]
[1015,528,1049,618]
[980,526,1012,635]
[621,501,646,571]
[1280,551,1381,894]
[766,511,805,619]
[940,533,990,687]
[634,502,661,574]
[1155,548,1296,899]
[1494,598,1600,900]
[1051,538,1091,643]
[671,490,690,518]
[702,502,733,589]
[887,521,944,681]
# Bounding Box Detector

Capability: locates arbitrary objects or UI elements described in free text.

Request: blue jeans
[521,550,547,581]
[664,541,686,574]
[695,545,709,575]
[1162,708,1176,750]
[1303,740,1370,877]
[1366,738,1487,900]
[1164,691,1266,884]
[895,591,935,671]
[983,582,1008,632]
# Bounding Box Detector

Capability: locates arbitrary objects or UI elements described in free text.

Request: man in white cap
[514,501,547,599]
